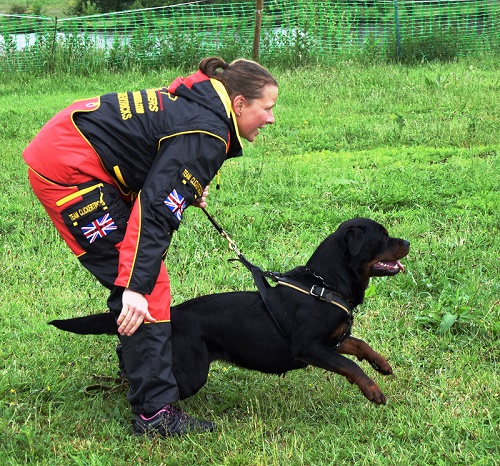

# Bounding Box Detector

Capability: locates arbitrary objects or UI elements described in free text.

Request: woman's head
[199,57,278,142]
[199,57,278,101]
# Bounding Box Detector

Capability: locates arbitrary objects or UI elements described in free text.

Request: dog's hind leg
[172,341,211,401]
[336,336,392,375]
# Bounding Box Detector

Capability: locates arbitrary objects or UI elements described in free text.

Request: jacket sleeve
[114,132,228,295]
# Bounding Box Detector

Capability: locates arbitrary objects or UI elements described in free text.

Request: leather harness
[202,208,354,339]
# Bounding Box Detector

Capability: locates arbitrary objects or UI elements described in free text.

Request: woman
[23,57,278,436]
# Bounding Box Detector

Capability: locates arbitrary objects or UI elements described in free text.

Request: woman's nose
[267,110,275,124]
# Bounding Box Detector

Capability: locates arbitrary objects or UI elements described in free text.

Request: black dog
[50,218,410,405]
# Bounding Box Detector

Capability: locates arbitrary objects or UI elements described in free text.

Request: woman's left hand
[117,288,156,336]
[192,184,209,209]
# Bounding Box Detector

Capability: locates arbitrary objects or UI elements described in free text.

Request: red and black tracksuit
[23,71,243,414]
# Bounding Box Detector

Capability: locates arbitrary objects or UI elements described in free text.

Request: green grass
[1,59,499,465]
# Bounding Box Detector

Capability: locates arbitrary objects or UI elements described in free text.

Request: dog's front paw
[360,380,386,405]
[370,357,392,375]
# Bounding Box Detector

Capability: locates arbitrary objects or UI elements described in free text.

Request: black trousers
[61,181,179,414]
[108,291,179,414]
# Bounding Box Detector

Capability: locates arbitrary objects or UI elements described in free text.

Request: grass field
[1,59,499,464]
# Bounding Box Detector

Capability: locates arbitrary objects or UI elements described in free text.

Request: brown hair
[199,56,278,101]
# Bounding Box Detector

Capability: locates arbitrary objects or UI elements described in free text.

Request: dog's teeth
[377,261,404,272]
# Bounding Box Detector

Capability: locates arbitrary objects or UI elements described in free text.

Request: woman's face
[233,84,278,142]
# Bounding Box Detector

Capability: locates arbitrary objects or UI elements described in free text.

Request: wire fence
[1,0,499,73]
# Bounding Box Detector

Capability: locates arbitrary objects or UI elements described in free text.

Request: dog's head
[340,218,410,278]
[307,218,410,305]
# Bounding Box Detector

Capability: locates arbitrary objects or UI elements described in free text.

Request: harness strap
[249,265,287,337]
[273,277,352,316]
[232,259,352,316]
[232,258,354,336]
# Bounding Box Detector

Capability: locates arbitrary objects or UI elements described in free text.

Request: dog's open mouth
[371,260,405,276]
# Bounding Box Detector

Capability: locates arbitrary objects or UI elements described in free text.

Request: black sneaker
[132,404,215,437]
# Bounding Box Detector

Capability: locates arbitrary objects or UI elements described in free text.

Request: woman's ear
[232,95,246,115]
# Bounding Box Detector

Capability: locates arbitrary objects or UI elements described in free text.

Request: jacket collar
[209,78,243,150]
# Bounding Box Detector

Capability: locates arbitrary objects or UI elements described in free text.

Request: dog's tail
[49,312,117,335]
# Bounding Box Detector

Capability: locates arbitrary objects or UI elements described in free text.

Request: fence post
[252,0,264,61]
[393,0,401,60]
[49,16,58,72]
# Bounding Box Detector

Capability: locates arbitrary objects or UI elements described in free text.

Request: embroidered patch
[81,213,117,243]
[181,168,203,196]
[164,189,186,221]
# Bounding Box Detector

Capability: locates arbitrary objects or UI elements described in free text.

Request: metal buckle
[310,286,325,298]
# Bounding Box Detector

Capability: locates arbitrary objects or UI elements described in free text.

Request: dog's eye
[383,229,389,238]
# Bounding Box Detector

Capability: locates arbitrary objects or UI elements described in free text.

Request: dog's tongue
[375,260,405,273]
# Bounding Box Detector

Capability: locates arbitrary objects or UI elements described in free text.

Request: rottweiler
[50,217,410,405]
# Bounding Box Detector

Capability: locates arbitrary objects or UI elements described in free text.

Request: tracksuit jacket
[24,71,243,296]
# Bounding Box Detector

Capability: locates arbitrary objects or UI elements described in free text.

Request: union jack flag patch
[81,213,117,243]
[164,189,186,221]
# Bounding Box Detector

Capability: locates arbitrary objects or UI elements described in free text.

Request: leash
[201,207,281,281]
[201,207,249,266]
[201,209,353,333]
[84,375,128,396]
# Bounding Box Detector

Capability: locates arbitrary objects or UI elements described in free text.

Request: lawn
[0,59,499,465]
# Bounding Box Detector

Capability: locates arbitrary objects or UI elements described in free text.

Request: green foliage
[65,0,100,16]
[387,26,465,64]
[1,62,499,464]
[8,1,44,15]
[8,3,27,14]
[67,0,217,14]
[70,0,132,14]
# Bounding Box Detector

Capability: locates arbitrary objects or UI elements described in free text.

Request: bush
[386,26,463,64]
[9,4,28,14]
[9,2,44,15]
[65,0,101,16]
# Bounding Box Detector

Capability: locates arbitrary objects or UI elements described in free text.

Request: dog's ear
[344,225,365,256]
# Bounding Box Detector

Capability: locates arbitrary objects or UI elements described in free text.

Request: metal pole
[393,0,401,61]
[50,16,58,73]
[252,0,264,61]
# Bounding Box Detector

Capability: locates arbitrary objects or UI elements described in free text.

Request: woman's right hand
[192,184,210,209]
[117,288,156,336]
